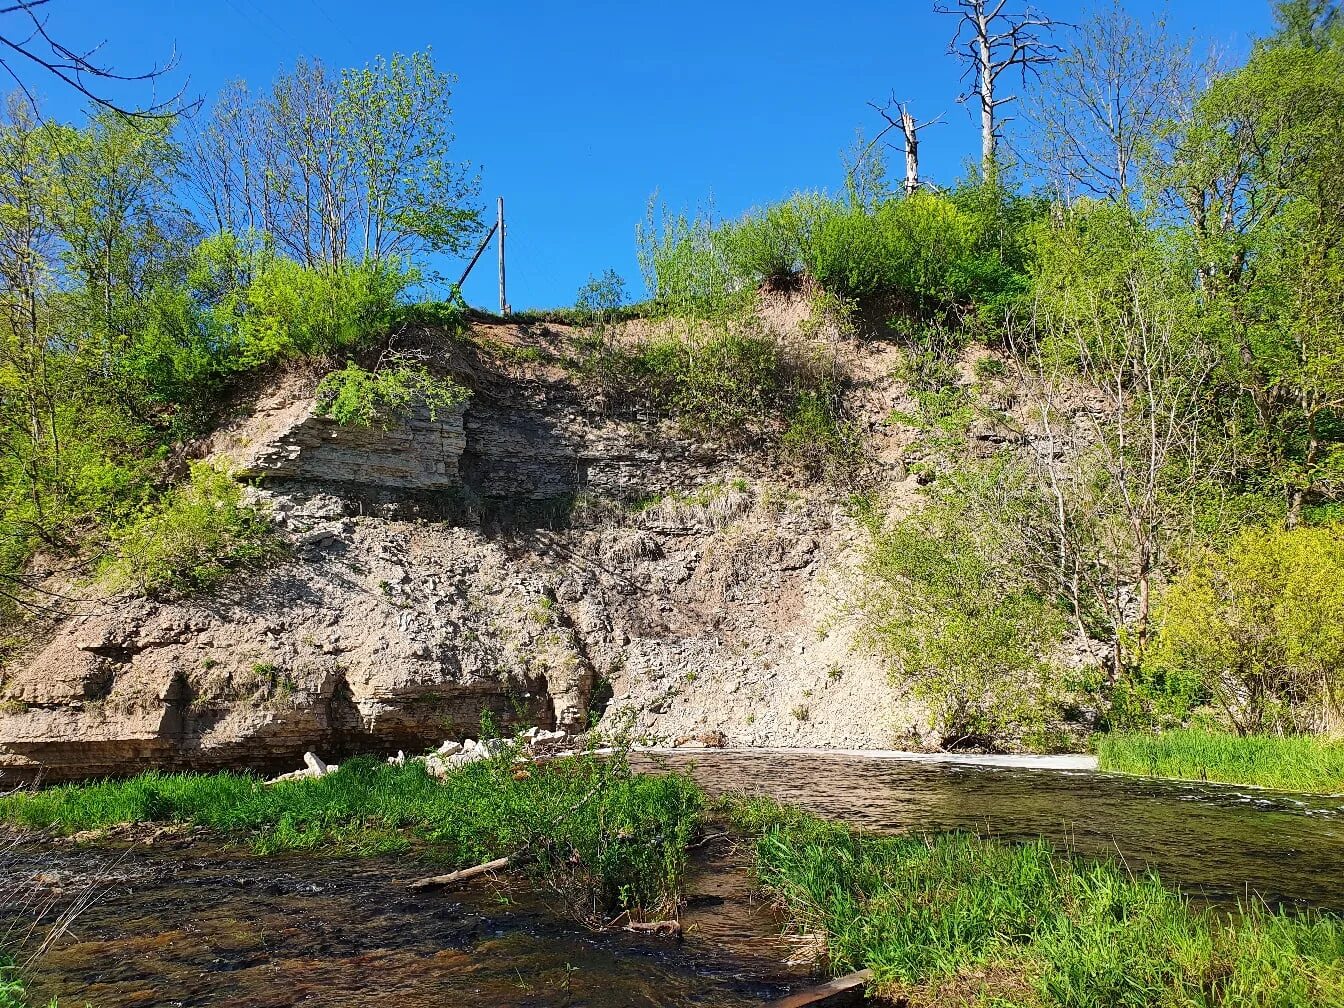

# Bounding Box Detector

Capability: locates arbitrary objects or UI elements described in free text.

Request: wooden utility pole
[497,196,508,316]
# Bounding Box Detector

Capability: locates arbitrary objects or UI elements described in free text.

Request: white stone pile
[403,726,573,780]
[268,751,340,784]
[266,728,573,784]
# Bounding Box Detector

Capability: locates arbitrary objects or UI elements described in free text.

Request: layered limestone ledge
[227,393,467,492]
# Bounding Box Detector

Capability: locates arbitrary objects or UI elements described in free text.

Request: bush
[1144,523,1344,734]
[574,269,627,322]
[862,460,1067,748]
[636,184,1041,321]
[216,244,408,370]
[315,362,470,429]
[100,463,277,598]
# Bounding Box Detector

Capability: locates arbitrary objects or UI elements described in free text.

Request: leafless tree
[870,98,944,195]
[1028,1,1217,203]
[936,0,1061,176]
[846,98,943,203]
[0,0,193,118]
[1005,256,1220,677]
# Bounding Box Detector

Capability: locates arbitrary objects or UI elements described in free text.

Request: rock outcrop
[0,309,927,783]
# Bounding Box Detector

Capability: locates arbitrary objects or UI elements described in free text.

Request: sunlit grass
[1097,729,1344,794]
[722,797,1344,1007]
[0,753,701,921]
[0,958,22,1008]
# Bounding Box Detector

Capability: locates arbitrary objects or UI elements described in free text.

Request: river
[4,752,1342,1006]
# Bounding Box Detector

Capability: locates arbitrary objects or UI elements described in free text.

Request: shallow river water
[5,752,1344,1007]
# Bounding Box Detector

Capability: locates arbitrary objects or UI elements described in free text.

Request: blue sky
[28,1,1274,309]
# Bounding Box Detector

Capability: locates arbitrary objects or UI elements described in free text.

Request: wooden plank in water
[767,969,874,1007]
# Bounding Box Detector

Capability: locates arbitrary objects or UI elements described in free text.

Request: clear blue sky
[28,1,1274,309]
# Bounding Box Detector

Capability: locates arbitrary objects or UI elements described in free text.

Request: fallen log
[767,969,874,1008]
[408,856,512,889]
[624,920,682,937]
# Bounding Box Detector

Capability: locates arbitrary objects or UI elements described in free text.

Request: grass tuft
[1097,729,1344,794]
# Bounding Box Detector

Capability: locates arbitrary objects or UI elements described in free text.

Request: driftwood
[408,856,512,889]
[768,969,875,1008]
[624,920,682,937]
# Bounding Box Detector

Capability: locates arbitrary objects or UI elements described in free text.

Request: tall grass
[0,753,701,924]
[723,799,1344,1007]
[1,833,76,1008]
[1097,729,1344,794]
[0,959,21,1008]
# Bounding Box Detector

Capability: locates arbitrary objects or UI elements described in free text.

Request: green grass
[0,958,21,1008]
[720,797,1344,1007]
[0,753,701,922]
[1097,730,1344,794]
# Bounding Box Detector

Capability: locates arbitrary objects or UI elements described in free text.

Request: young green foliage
[315,362,470,430]
[100,463,277,599]
[861,460,1068,748]
[1144,523,1344,735]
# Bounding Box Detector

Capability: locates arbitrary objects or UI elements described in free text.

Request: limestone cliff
[0,304,938,782]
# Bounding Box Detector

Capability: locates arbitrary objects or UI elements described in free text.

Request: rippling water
[640,751,1344,912]
[5,753,1343,1006]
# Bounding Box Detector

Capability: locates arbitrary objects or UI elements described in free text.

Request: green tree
[1161,16,1344,525]
[862,460,1067,748]
[187,50,481,269]
[1146,523,1344,735]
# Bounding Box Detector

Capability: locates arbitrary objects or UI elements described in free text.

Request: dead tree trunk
[938,1,1059,177]
[901,105,921,195]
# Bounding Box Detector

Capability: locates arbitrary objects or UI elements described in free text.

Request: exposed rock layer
[0,311,926,783]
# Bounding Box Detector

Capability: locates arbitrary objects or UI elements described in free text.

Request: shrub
[315,362,470,429]
[862,460,1067,748]
[1144,523,1344,734]
[635,184,1041,321]
[101,463,277,598]
[574,269,627,321]
[226,250,413,368]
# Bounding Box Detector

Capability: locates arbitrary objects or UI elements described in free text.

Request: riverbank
[1098,730,1344,795]
[6,748,1344,1006]
[726,796,1344,1007]
[637,745,1097,770]
[0,749,700,928]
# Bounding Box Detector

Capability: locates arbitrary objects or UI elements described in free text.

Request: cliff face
[0,308,925,783]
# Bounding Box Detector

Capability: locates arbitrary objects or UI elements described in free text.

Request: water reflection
[6,754,1344,1006]
[2,837,800,1008]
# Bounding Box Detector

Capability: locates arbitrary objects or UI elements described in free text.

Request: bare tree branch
[935,0,1062,175]
[0,0,196,119]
